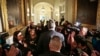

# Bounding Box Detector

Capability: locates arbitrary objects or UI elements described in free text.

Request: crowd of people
[0,19,100,56]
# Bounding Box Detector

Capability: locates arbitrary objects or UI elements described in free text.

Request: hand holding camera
[5,45,19,56]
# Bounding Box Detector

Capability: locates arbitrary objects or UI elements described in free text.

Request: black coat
[39,51,66,56]
[37,30,65,54]
[14,41,29,56]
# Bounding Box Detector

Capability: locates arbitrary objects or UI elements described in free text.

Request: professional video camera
[0,32,18,50]
[93,31,100,38]
[74,22,81,27]
[0,32,9,46]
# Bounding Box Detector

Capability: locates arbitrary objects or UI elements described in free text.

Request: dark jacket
[39,51,66,56]
[37,30,65,54]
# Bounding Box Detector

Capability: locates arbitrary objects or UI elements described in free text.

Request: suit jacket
[39,51,66,56]
[37,30,65,54]
[14,42,29,56]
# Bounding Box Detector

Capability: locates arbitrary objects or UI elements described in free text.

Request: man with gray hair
[37,19,65,54]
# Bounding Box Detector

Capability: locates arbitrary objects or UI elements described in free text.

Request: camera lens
[3,44,11,51]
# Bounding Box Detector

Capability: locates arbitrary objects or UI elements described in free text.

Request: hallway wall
[26,0,76,25]
[1,0,99,33]
[31,0,61,25]
[65,0,74,23]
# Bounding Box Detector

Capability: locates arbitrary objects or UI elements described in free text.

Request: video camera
[93,31,100,38]
[0,32,9,45]
[0,32,14,51]
[74,22,81,27]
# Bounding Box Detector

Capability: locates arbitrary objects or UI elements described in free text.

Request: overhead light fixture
[56,14,59,16]
[27,8,29,13]
[31,13,34,16]
[27,13,29,16]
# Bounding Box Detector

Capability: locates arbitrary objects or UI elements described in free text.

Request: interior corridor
[0,0,100,56]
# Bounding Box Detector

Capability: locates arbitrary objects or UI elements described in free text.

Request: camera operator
[74,27,92,56]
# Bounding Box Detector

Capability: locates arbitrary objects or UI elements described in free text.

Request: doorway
[34,2,53,25]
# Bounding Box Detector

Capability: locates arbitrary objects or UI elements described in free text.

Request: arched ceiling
[34,2,53,11]
[32,0,56,7]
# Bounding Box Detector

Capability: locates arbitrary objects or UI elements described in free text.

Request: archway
[34,2,53,25]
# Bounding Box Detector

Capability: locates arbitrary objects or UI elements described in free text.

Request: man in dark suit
[37,20,65,54]
[39,36,65,56]
[59,16,64,25]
